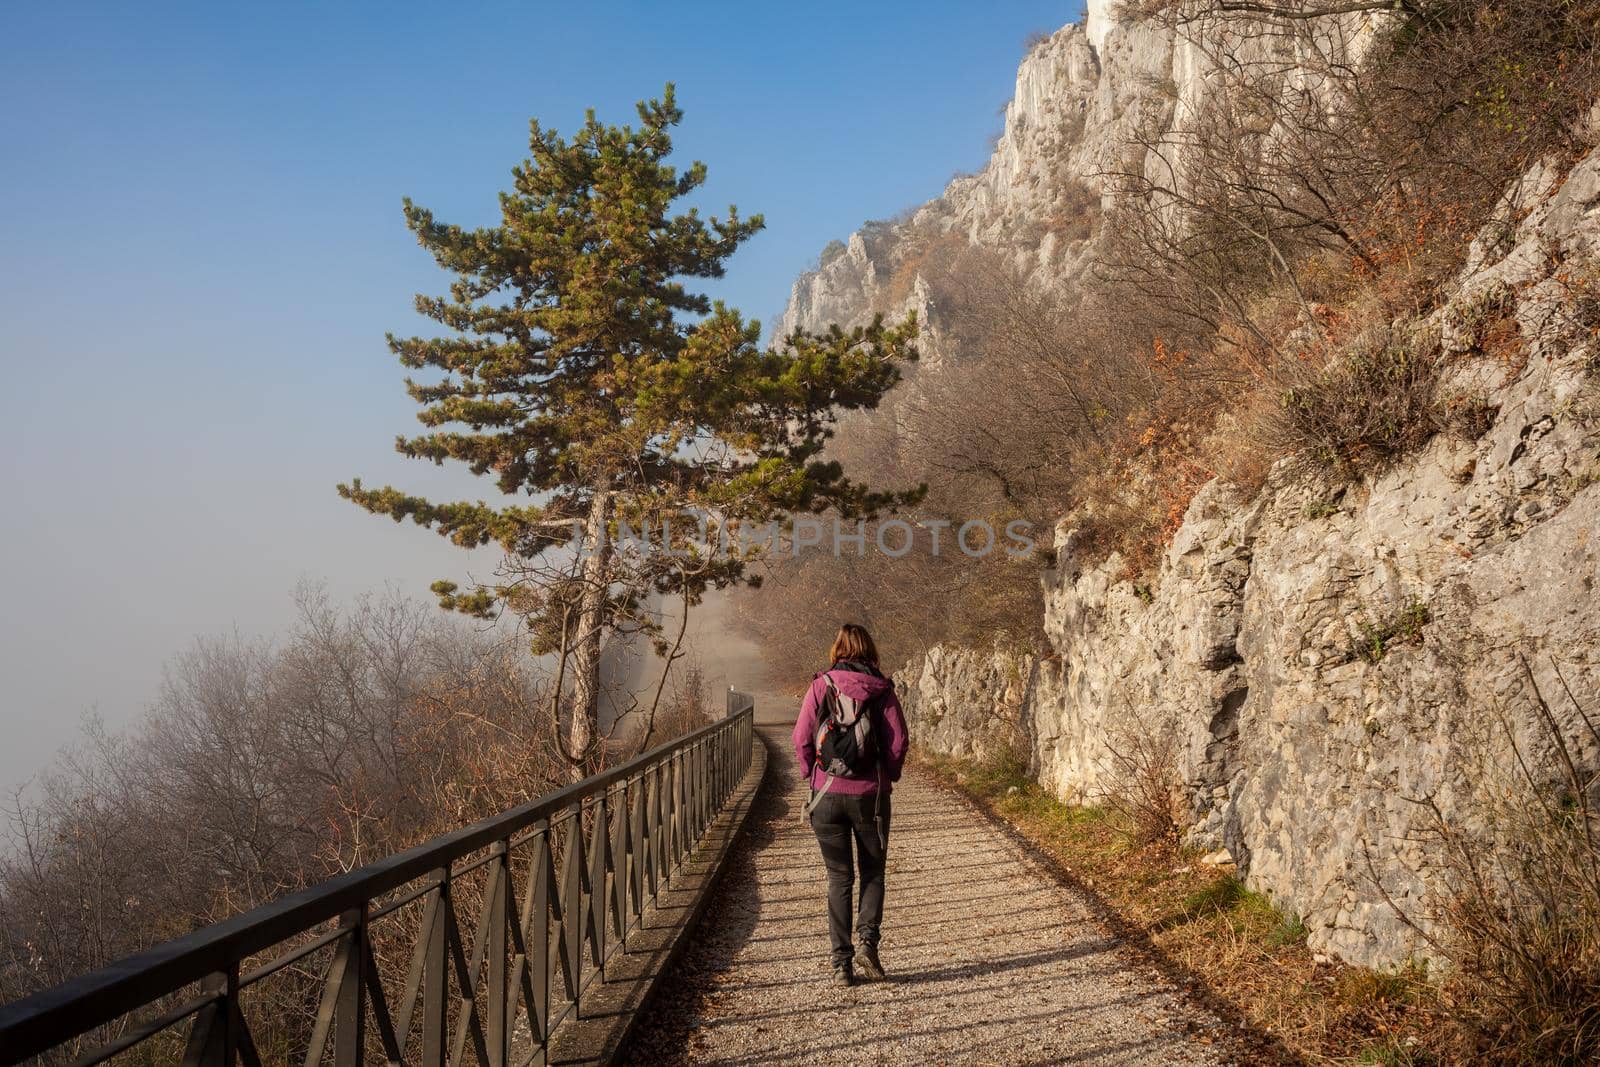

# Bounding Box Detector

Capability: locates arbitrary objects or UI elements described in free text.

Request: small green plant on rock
[1353,599,1433,663]
[1269,911,1310,948]
[1304,494,1343,520]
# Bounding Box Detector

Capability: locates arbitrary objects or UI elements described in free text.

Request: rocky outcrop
[900,142,1600,967]
[776,19,1105,344]
[780,8,1600,968]
[777,5,1384,345]
[896,645,1056,763]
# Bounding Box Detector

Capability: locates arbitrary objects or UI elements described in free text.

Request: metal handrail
[0,705,756,1066]
[726,687,755,719]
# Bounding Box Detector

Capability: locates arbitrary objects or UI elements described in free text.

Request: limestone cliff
[904,149,1600,965]
[779,9,1600,967]
[778,3,1382,340]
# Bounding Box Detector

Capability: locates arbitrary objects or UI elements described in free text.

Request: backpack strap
[875,762,886,849]
[802,771,836,820]
[802,673,837,824]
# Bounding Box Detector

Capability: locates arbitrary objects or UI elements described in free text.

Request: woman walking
[792,623,908,986]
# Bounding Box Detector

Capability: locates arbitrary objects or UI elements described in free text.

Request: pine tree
[341,86,918,768]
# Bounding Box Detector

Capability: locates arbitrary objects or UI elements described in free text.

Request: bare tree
[0,587,565,1026]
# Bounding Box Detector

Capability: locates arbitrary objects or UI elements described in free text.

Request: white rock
[783,5,1600,972]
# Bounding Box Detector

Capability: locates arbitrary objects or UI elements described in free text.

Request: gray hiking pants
[809,791,891,966]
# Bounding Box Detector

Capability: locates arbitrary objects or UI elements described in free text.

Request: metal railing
[0,704,756,1066]
[725,687,755,719]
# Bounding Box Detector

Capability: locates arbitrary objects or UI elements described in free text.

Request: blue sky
[0,1,1081,792]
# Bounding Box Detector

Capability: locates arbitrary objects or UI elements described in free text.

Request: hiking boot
[855,944,886,982]
[830,962,855,987]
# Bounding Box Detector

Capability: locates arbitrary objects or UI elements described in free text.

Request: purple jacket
[792,663,909,795]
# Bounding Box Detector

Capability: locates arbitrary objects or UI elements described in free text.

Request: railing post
[332,907,367,1067]
[179,970,233,1067]
[696,741,707,837]
[422,869,449,1067]
[673,752,686,872]
[610,781,629,953]
[222,966,239,1067]
[526,825,551,1049]
[702,740,711,834]
[660,754,672,880]
[662,755,676,879]
[587,795,608,972]
[643,764,656,908]
[630,775,645,929]
[561,808,583,1014]
[691,743,702,840]
[683,746,694,848]
[486,841,509,1067]
[719,721,728,803]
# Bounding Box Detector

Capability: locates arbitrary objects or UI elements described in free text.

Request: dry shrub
[1074,454,1213,579]
[1126,0,1600,315]
[1040,179,1101,245]
[1275,321,1448,478]
[1413,664,1600,1065]
[1070,335,1234,575]
[1197,385,1280,496]
[876,227,968,311]
[1096,705,1188,849]
[0,587,567,1022]
[646,657,712,744]
[1093,0,1600,531]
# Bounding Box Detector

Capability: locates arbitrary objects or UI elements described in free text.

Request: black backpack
[814,672,879,777]
[802,671,887,825]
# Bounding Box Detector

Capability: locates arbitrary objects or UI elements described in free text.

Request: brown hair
[828,623,879,667]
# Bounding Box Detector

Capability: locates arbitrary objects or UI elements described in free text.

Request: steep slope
[773,5,1600,969]
[777,1,1382,341]
[906,149,1600,967]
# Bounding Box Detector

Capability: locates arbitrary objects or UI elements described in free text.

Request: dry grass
[1391,663,1600,1065]
[921,751,1444,1065]
[1097,706,1189,848]
[1275,323,1449,480]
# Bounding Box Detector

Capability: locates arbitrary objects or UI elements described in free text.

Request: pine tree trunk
[565,488,612,775]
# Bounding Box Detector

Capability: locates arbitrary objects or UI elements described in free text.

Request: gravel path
[630,726,1228,1066]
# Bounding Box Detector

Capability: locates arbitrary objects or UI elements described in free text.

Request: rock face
[776,9,1600,968]
[777,5,1383,342]
[898,142,1600,967]
[777,19,1104,343]
[896,645,1056,764]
